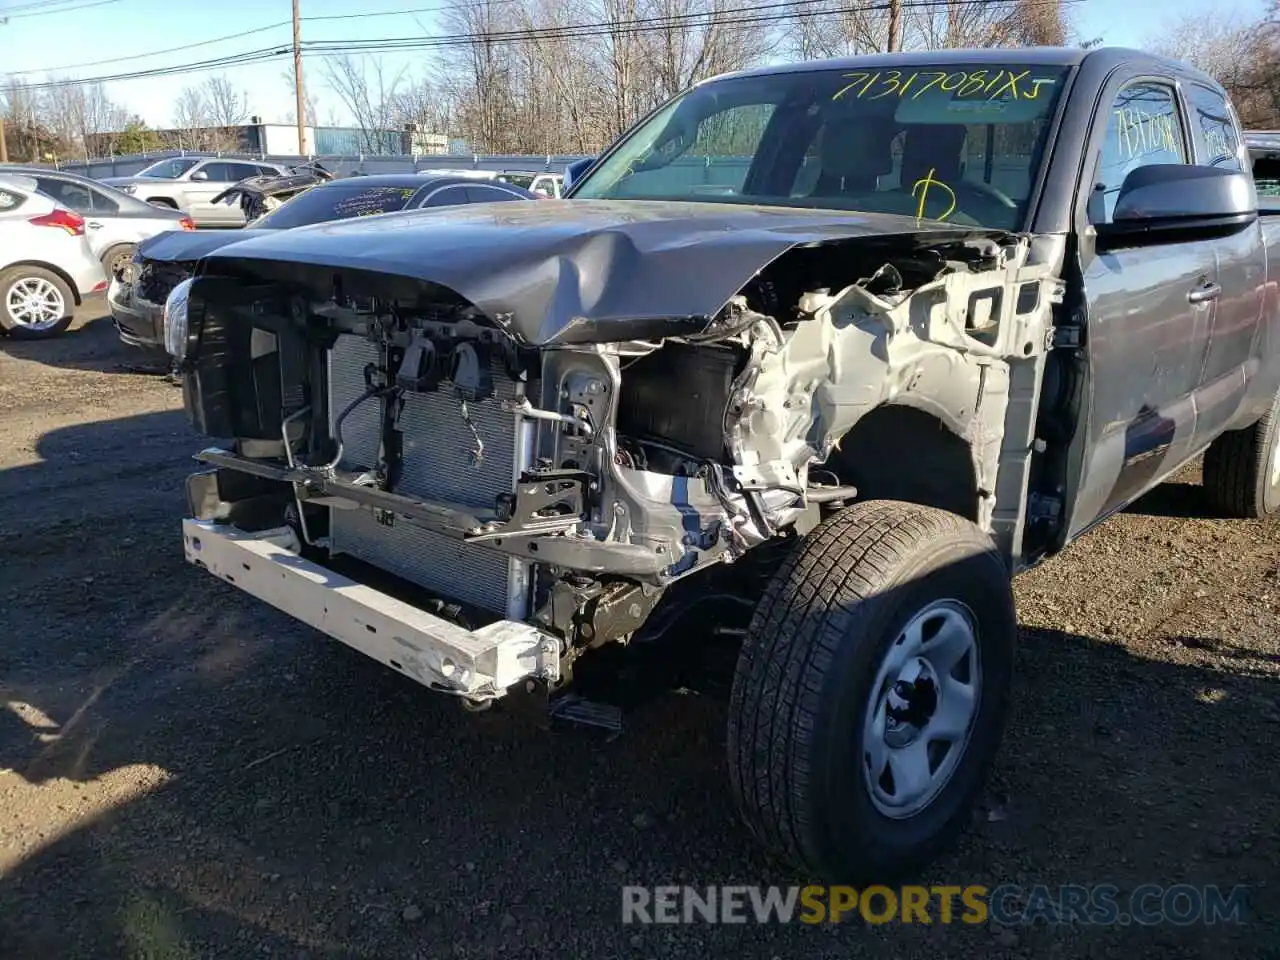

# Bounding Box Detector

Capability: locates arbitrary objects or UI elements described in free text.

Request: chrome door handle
[1187,281,1221,304]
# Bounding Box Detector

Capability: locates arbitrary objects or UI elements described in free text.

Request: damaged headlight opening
[163,276,195,359]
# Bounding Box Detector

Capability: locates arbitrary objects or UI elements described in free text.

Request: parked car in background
[98,156,290,227]
[1246,130,1280,200]
[210,160,337,221]
[0,164,193,278]
[414,168,506,180]
[0,174,107,339]
[412,168,563,197]
[110,172,538,355]
[499,170,564,198]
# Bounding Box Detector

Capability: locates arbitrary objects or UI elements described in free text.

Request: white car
[0,164,194,278]
[99,156,290,227]
[0,175,108,339]
[498,171,564,198]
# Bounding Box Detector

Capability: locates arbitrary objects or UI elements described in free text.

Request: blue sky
[1,0,1268,129]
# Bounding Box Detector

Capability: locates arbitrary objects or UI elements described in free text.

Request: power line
[14,0,816,85]
[9,22,291,74]
[309,0,1086,55]
[2,0,120,18]
[8,0,531,74]
[1,0,99,11]
[13,0,1087,92]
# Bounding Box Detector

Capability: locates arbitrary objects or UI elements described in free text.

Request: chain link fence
[45,150,591,180]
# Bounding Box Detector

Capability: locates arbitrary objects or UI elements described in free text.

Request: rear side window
[197,162,233,181]
[254,183,421,228]
[1089,81,1188,223]
[225,162,262,181]
[37,177,93,213]
[464,186,527,203]
[0,189,25,212]
[420,185,469,207]
[1186,84,1244,171]
[89,186,120,214]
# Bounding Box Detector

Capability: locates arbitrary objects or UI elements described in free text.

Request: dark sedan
[109,173,537,355]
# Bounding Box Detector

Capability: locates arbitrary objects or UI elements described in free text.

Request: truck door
[1068,75,1218,533]
[1183,82,1264,441]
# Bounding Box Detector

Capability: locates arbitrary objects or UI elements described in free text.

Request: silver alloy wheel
[862,599,982,819]
[5,276,66,331]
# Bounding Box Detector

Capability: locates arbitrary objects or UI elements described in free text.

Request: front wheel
[726,500,1016,883]
[101,242,136,280]
[0,266,75,339]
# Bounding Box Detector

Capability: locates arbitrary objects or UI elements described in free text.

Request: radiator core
[326,334,532,617]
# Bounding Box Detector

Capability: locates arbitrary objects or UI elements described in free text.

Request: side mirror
[1095,164,1256,248]
[563,157,595,191]
[189,169,209,182]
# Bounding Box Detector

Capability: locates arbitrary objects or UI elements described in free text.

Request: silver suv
[100,156,289,227]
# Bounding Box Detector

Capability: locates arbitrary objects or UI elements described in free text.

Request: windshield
[254,182,422,229]
[571,63,1071,230]
[500,173,536,188]
[136,157,201,179]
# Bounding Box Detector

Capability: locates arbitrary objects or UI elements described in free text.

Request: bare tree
[172,84,211,149]
[1146,11,1273,125]
[38,81,81,157]
[281,62,320,126]
[436,0,520,153]
[203,74,249,127]
[392,75,453,141]
[906,0,1065,48]
[82,83,128,145]
[321,53,407,152]
[642,0,771,109]
[782,0,892,59]
[521,0,599,152]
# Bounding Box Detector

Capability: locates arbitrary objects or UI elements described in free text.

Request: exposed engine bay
[178,224,1064,701]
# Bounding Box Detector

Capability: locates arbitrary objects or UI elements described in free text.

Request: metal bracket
[494,468,589,532]
[1051,324,1081,349]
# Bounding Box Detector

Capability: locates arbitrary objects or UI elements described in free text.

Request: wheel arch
[821,402,981,524]
[1,260,82,304]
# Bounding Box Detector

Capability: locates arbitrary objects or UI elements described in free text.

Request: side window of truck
[1186,84,1244,170]
[1089,81,1188,224]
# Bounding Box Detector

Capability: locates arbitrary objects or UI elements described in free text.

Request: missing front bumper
[182,518,562,701]
[192,448,678,577]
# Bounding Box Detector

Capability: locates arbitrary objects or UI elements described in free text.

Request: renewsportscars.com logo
[621,884,1251,926]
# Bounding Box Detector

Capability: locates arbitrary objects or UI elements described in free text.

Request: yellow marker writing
[913,167,957,222]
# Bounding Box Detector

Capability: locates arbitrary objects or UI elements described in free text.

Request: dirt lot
[0,305,1277,959]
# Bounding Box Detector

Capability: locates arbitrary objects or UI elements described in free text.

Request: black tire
[1202,392,1280,519]
[0,265,75,340]
[100,242,135,280]
[726,499,1016,883]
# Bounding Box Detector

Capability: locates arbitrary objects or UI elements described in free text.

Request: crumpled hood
[202,199,1001,346]
[139,228,273,263]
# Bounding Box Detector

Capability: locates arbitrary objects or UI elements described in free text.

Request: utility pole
[886,0,901,52]
[292,0,307,155]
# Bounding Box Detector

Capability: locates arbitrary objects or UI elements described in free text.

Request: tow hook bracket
[494,468,590,530]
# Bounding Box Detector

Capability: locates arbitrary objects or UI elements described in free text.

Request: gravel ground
[0,306,1277,959]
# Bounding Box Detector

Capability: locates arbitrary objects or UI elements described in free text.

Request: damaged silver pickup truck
[164,47,1280,881]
